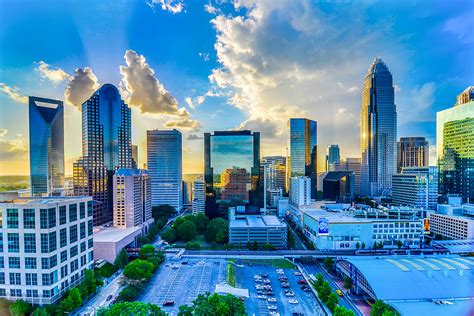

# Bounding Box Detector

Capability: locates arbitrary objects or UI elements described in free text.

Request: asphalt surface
[235,263,324,316]
[138,258,226,315]
[299,262,362,315]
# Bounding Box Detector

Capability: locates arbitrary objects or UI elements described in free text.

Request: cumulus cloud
[165,119,201,130]
[0,133,27,160]
[185,95,206,109]
[147,0,184,14]
[120,49,189,117]
[204,3,218,14]
[0,129,7,137]
[187,133,204,140]
[64,67,99,109]
[0,83,28,104]
[398,82,436,123]
[198,52,210,61]
[35,61,70,84]
[235,118,282,139]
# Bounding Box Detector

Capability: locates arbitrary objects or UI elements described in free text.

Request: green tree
[185,242,201,250]
[114,248,129,269]
[287,228,296,248]
[334,305,356,316]
[318,281,332,302]
[396,240,403,249]
[379,241,384,249]
[190,293,246,316]
[344,275,352,289]
[139,244,156,260]
[69,288,83,309]
[193,213,210,233]
[118,285,140,302]
[205,218,229,243]
[371,300,388,316]
[177,220,198,241]
[315,273,324,288]
[161,228,177,244]
[178,304,193,316]
[31,307,49,316]
[211,242,218,250]
[172,217,187,230]
[9,300,31,316]
[123,259,154,280]
[84,269,98,295]
[152,204,176,221]
[97,302,166,316]
[326,292,339,312]
[355,242,360,250]
[361,242,366,249]
[252,240,259,250]
[323,257,334,271]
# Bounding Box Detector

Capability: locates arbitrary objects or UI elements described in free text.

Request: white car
[269,312,280,316]
[285,291,295,297]
[276,270,284,275]
[268,305,278,310]
[258,295,266,300]
[288,299,299,304]
[263,279,271,284]
[267,297,277,303]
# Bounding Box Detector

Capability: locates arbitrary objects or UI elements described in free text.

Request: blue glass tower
[29,96,65,196]
[360,58,397,197]
[288,118,317,198]
[73,84,132,225]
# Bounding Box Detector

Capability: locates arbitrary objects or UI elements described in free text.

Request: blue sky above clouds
[0,0,473,175]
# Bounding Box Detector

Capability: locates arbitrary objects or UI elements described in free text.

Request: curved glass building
[360,58,397,197]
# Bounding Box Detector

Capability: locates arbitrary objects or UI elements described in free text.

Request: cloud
[147,0,184,14]
[64,67,99,109]
[443,10,474,44]
[0,129,7,137]
[204,3,218,14]
[198,52,210,61]
[120,49,189,117]
[235,118,282,139]
[398,82,436,123]
[0,83,28,104]
[35,61,70,84]
[0,133,27,160]
[186,133,203,140]
[184,95,206,109]
[165,119,201,130]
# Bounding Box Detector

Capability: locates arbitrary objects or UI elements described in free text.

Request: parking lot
[235,262,324,316]
[139,258,226,314]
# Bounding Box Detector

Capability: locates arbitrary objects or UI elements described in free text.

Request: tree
[334,305,356,316]
[246,241,252,250]
[205,218,229,243]
[69,288,83,309]
[361,242,366,249]
[315,273,324,288]
[31,308,49,316]
[318,281,332,302]
[139,244,156,260]
[396,240,403,249]
[161,228,176,244]
[379,241,384,249]
[97,302,166,316]
[355,242,360,250]
[191,213,210,233]
[344,275,352,289]
[190,293,246,316]
[172,217,187,230]
[118,285,140,302]
[287,228,296,248]
[371,300,390,316]
[57,297,74,315]
[177,220,198,242]
[185,242,201,250]
[152,204,176,222]
[323,257,334,271]
[83,269,97,295]
[9,300,31,316]
[326,292,339,312]
[123,259,154,280]
[114,248,129,269]
[252,240,259,250]
[178,304,193,316]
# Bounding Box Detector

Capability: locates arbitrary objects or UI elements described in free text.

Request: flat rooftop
[230,215,286,229]
[302,208,421,224]
[0,196,91,205]
[93,226,142,243]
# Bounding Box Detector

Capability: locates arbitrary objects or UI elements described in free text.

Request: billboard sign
[318,218,329,235]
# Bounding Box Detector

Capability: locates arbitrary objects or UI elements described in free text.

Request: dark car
[163,300,175,306]
[298,279,307,285]
[261,273,269,278]
[106,295,113,301]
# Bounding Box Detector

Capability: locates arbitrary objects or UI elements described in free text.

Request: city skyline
[1,1,473,177]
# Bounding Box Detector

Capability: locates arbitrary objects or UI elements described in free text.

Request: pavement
[235,263,324,316]
[287,221,307,250]
[299,262,364,316]
[138,258,226,315]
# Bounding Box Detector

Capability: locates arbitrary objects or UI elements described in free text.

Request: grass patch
[230,259,296,269]
[227,263,236,287]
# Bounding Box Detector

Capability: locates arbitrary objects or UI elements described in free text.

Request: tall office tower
[437,87,474,203]
[360,58,397,197]
[29,97,65,196]
[147,129,183,212]
[392,166,438,210]
[192,178,205,215]
[289,176,311,206]
[182,181,192,206]
[325,145,341,172]
[288,118,317,198]
[113,169,152,229]
[0,196,94,304]
[204,130,261,218]
[455,86,474,106]
[131,145,138,169]
[397,137,429,172]
[261,156,287,193]
[73,84,132,226]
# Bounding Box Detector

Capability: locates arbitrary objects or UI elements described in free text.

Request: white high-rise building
[113,169,152,230]
[392,167,438,211]
[289,176,311,207]
[192,179,205,215]
[0,196,94,305]
[147,130,183,212]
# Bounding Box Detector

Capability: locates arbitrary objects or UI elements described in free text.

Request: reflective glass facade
[437,99,474,202]
[204,131,261,218]
[73,84,132,226]
[360,58,397,197]
[288,118,317,198]
[326,145,340,172]
[29,97,64,196]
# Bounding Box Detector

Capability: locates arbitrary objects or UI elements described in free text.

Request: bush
[185,242,201,250]
[9,300,31,316]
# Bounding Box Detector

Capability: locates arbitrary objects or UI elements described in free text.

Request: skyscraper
[73,84,132,226]
[397,137,429,172]
[360,58,397,197]
[288,118,317,198]
[261,156,286,192]
[392,166,438,210]
[147,129,183,212]
[204,130,261,218]
[29,97,64,196]
[437,87,474,202]
[325,145,341,172]
[131,144,138,169]
[192,178,205,215]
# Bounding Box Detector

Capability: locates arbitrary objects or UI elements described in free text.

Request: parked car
[163,300,175,306]
[288,299,299,304]
[258,295,267,300]
[293,271,302,276]
[261,273,269,278]
[268,305,278,310]
[285,291,295,297]
[267,297,277,303]
[297,279,307,285]
[281,282,290,288]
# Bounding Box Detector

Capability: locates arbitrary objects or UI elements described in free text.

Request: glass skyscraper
[147,129,183,212]
[204,130,261,218]
[397,137,429,172]
[437,87,474,202]
[73,84,132,225]
[29,96,65,196]
[325,144,341,172]
[360,58,397,197]
[288,118,317,198]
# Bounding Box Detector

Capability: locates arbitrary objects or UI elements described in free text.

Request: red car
[163,300,175,306]
[297,279,307,285]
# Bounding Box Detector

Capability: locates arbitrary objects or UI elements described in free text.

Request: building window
[7,233,19,253]
[0,289,5,296]
[0,235,3,252]
[88,220,93,236]
[8,257,20,269]
[26,273,38,286]
[80,202,86,219]
[40,209,48,229]
[70,245,78,258]
[9,273,21,285]
[70,259,78,272]
[42,274,52,286]
[87,201,93,217]
[23,209,35,229]
[80,222,86,239]
[49,232,57,252]
[80,242,86,252]
[6,209,19,229]
[60,228,67,248]
[0,273,4,284]
[50,255,57,268]
[26,289,38,297]
[48,207,56,228]
[88,238,93,249]
[25,257,37,269]
[60,250,67,263]
[0,257,3,268]
[69,204,77,222]
[41,233,49,253]
[41,258,50,269]
[61,265,68,279]
[59,206,67,225]
[70,225,78,243]
[24,233,36,253]
[10,289,22,297]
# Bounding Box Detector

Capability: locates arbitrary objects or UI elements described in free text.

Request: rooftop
[431,239,474,254]
[0,196,91,205]
[93,226,142,243]
[230,215,286,229]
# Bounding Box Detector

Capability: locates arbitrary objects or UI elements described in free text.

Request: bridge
[181,249,355,259]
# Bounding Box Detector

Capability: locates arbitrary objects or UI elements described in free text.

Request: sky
[0,0,473,176]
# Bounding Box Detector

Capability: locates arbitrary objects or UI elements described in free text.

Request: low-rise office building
[192,179,205,215]
[392,166,438,211]
[228,207,287,248]
[429,203,474,240]
[0,197,94,305]
[289,176,311,206]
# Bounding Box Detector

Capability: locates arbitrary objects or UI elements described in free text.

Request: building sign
[423,218,430,232]
[318,218,329,235]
